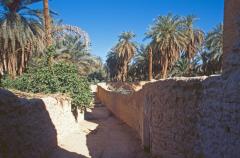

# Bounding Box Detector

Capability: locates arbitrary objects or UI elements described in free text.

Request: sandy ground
[48,86,150,158]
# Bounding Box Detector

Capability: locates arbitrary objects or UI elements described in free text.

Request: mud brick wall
[97,83,145,141]
[144,77,205,158]
[97,74,240,158]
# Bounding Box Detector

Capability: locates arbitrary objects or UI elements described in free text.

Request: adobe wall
[197,71,240,158]
[0,89,83,158]
[97,73,240,158]
[145,75,240,158]
[97,83,145,141]
[144,77,205,158]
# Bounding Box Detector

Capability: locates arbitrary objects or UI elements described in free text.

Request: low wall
[97,72,240,158]
[41,96,84,142]
[97,83,145,141]
[0,89,84,158]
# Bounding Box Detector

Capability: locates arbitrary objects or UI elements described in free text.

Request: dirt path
[48,88,150,158]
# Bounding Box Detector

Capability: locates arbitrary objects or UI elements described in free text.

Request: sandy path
[48,88,150,158]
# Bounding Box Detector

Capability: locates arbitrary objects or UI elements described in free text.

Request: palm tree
[146,14,187,79]
[183,15,204,60]
[199,24,223,75]
[169,56,190,77]
[114,32,137,82]
[52,25,101,76]
[106,50,120,81]
[206,24,223,65]
[53,24,90,59]
[0,0,44,78]
[128,45,149,81]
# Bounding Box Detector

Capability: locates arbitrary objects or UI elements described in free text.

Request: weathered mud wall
[145,75,240,158]
[97,83,145,141]
[144,77,205,158]
[97,74,240,158]
[197,72,240,158]
[0,89,83,158]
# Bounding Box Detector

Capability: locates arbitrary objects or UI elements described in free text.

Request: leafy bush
[2,62,92,110]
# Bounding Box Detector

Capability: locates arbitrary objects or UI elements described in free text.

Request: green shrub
[2,62,92,110]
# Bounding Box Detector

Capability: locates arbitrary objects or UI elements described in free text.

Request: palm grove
[0,0,105,110]
[106,14,223,81]
[0,1,223,107]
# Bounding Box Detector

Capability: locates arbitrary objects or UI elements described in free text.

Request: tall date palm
[0,0,44,78]
[114,32,137,81]
[183,15,204,60]
[201,24,223,75]
[146,14,187,79]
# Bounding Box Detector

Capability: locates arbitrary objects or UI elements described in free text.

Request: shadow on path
[0,88,149,158]
[84,95,150,158]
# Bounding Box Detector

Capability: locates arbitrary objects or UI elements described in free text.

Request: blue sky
[38,0,224,61]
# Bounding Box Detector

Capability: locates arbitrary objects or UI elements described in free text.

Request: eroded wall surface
[97,73,240,158]
[144,77,205,158]
[0,89,83,158]
[198,72,240,158]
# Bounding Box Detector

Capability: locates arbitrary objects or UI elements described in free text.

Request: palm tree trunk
[18,49,25,75]
[116,68,122,81]
[148,47,153,81]
[43,0,53,68]
[122,61,128,82]
[8,52,17,79]
[161,56,168,79]
[43,0,52,47]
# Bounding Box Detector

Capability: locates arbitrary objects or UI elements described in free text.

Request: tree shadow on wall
[0,88,87,158]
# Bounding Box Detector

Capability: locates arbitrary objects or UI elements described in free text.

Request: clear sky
[37,0,224,61]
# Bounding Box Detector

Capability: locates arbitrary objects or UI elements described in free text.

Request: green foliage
[128,45,149,81]
[88,69,106,83]
[106,50,120,81]
[202,24,223,75]
[2,62,92,110]
[46,46,57,59]
[169,56,191,77]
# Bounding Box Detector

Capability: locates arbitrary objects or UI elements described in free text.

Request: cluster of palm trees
[0,0,45,78]
[0,0,101,79]
[106,14,223,81]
